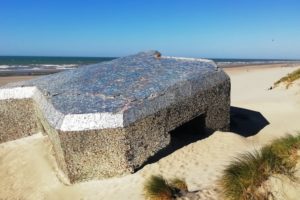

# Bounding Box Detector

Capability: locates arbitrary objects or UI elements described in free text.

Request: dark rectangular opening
[136,114,213,171]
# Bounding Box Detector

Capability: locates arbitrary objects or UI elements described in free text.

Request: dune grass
[220,134,300,200]
[274,68,300,88]
[143,175,187,200]
[169,178,188,192]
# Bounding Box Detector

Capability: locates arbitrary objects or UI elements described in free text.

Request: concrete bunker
[0,51,230,183]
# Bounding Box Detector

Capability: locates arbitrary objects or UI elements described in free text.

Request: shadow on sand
[136,106,269,171]
[230,106,270,137]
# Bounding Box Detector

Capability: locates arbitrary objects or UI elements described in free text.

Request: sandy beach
[1,64,300,199]
[0,75,39,86]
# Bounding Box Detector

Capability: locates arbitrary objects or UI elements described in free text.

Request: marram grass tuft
[220,133,300,200]
[274,68,300,89]
[143,175,188,200]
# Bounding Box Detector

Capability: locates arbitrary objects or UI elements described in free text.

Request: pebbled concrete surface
[0,51,231,183]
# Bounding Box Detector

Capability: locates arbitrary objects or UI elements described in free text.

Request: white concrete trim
[0,86,125,131]
[0,87,36,100]
[162,56,219,69]
[162,56,212,63]
[31,88,65,128]
[59,113,124,131]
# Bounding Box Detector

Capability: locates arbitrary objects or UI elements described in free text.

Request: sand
[0,76,39,86]
[1,65,300,199]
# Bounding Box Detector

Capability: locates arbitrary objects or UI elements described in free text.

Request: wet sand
[0,76,40,86]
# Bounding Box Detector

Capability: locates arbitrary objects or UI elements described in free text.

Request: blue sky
[0,0,300,58]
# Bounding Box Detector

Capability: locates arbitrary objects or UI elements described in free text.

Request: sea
[0,56,116,76]
[0,56,299,76]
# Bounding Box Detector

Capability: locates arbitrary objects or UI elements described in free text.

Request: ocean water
[0,56,116,75]
[0,56,299,75]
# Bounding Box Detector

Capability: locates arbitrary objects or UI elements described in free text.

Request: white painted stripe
[0,87,36,100]
[0,86,125,131]
[162,56,212,63]
[59,113,124,131]
[31,88,65,128]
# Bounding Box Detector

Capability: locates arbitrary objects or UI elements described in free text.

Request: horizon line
[0,55,300,61]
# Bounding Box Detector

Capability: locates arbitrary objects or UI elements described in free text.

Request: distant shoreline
[219,62,300,68]
[1,62,300,86]
[1,62,300,77]
[1,55,300,77]
[217,61,300,68]
[0,69,65,77]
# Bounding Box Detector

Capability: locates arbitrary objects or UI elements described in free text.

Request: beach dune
[0,64,300,199]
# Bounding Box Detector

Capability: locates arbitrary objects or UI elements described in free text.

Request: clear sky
[0,0,300,59]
